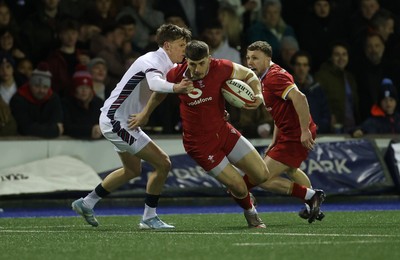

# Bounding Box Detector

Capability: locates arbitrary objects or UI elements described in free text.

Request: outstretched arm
[128,92,168,129]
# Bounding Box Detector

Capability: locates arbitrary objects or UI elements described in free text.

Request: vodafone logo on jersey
[188,87,202,99]
[187,87,213,107]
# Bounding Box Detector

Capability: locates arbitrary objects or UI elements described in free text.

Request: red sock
[291,183,307,200]
[243,175,256,190]
[232,192,252,210]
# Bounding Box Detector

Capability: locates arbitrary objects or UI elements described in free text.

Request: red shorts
[267,127,317,168]
[183,123,241,171]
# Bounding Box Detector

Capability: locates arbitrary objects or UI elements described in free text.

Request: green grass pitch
[1,211,400,260]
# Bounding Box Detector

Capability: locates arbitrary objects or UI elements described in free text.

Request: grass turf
[1,211,399,260]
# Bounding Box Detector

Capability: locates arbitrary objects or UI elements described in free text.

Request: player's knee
[124,168,140,179]
[155,155,171,174]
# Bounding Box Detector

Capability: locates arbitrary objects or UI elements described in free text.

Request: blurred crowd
[0,0,399,139]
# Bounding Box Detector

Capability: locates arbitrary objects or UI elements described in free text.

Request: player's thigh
[264,156,293,178]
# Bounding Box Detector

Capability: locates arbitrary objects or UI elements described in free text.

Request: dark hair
[247,41,273,57]
[156,24,192,47]
[117,15,136,26]
[369,9,394,30]
[290,50,313,68]
[185,40,209,61]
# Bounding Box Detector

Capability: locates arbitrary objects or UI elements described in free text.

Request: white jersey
[100,47,175,129]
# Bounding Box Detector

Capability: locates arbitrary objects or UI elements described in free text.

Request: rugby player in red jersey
[246,41,325,223]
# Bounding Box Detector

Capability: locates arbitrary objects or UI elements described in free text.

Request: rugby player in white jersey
[72,24,192,229]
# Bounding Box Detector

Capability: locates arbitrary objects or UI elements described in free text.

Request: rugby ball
[221,79,255,108]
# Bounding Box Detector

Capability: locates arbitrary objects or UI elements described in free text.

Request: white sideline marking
[233,240,396,246]
[1,229,399,238]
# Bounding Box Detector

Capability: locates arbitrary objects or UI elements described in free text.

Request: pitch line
[233,240,398,246]
[1,229,399,238]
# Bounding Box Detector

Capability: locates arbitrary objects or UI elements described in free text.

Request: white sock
[244,205,257,215]
[143,204,157,221]
[304,188,316,200]
[82,190,101,209]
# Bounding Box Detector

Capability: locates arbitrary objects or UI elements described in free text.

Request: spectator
[90,22,126,89]
[315,41,360,134]
[87,57,111,101]
[15,57,33,84]
[201,20,241,64]
[296,0,348,71]
[349,0,380,40]
[154,0,220,37]
[9,62,64,138]
[76,18,102,55]
[352,78,400,137]
[0,1,20,33]
[164,11,189,29]
[0,27,27,62]
[46,19,83,97]
[291,50,331,134]
[351,33,390,121]
[20,0,68,64]
[62,68,103,139]
[0,52,21,104]
[217,4,243,49]
[117,0,164,52]
[82,0,119,32]
[245,0,296,60]
[276,35,299,73]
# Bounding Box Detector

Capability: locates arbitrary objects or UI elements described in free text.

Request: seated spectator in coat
[62,68,103,139]
[352,78,400,137]
[276,35,299,73]
[9,62,64,138]
[291,51,331,134]
[315,41,360,134]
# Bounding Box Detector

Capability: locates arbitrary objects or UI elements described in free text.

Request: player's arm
[287,86,315,150]
[128,92,168,129]
[146,70,193,93]
[231,63,263,109]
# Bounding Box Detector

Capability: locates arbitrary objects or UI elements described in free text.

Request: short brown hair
[185,40,209,61]
[247,41,273,57]
[156,24,192,47]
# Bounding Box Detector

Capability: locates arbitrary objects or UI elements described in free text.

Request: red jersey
[261,63,315,142]
[167,59,234,136]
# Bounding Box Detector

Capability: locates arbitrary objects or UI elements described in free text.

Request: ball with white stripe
[221,79,255,108]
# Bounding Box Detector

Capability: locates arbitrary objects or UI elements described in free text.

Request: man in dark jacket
[10,62,64,138]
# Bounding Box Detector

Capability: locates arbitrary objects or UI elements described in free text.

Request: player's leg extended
[135,141,174,229]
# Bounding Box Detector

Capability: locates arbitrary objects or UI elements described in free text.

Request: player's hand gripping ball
[221,79,255,108]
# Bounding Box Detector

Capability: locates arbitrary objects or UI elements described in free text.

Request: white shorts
[99,113,151,154]
[208,136,254,177]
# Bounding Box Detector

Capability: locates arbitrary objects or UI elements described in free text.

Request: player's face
[246,50,270,77]
[186,56,211,80]
[165,38,187,64]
